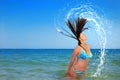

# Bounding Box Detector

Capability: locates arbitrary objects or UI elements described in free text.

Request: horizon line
[0,48,120,49]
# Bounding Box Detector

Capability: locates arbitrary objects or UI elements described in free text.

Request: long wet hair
[61,17,88,46]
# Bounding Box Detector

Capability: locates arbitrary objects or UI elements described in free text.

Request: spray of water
[56,4,108,77]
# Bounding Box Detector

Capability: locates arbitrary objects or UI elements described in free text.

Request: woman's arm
[67,48,79,72]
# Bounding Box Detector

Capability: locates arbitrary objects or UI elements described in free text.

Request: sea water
[0,49,120,80]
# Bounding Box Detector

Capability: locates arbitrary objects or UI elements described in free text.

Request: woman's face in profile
[79,33,87,43]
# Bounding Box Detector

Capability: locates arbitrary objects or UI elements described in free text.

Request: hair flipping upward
[63,17,88,45]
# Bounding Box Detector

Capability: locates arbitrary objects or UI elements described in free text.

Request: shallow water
[0,49,120,80]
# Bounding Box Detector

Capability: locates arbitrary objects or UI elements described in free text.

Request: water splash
[56,4,108,77]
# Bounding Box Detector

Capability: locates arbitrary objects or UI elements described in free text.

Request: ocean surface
[0,49,120,80]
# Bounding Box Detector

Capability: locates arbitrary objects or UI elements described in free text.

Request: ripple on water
[111,60,120,66]
[29,68,44,72]
[16,61,43,66]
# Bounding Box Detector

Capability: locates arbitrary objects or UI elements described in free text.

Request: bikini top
[77,48,93,60]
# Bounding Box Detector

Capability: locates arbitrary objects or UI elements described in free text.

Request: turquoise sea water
[0,49,120,80]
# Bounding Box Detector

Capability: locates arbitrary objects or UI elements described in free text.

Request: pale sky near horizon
[0,0,120,49]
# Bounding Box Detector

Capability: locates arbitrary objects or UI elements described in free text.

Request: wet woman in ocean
[59,17,93,79]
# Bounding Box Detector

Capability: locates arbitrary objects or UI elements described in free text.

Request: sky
[0,0,120,49]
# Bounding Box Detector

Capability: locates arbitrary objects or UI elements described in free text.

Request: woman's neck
[79,43,87,49]
[81,42,87,45]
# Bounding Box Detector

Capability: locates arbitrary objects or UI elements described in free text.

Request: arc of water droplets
[65,5,107,77]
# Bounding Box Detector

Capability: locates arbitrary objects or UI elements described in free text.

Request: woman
[66,33,93,78]
[60,17,93,78]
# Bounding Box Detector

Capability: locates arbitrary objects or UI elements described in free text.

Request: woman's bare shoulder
[75,45,82,49]
[74,46,82,53]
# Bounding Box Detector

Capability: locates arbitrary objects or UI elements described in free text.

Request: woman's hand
[66,69,74,77]
[66,69,77,77]
[66,71,71,77]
